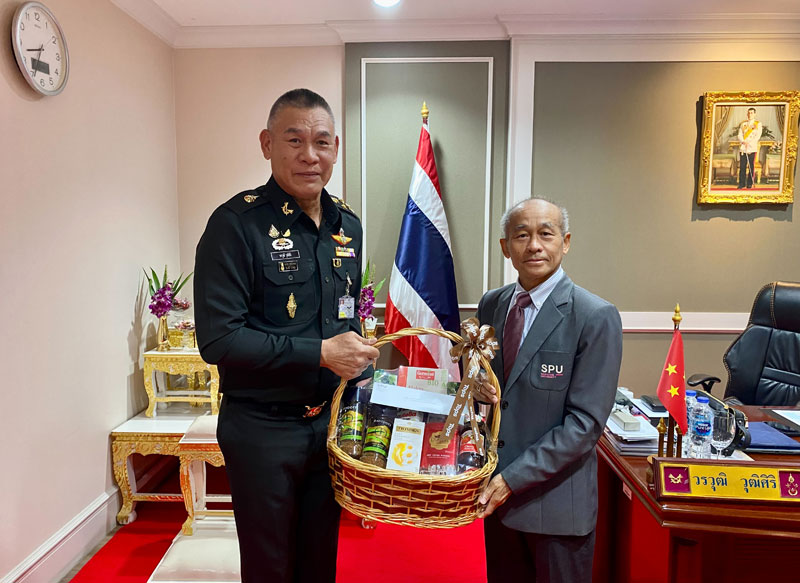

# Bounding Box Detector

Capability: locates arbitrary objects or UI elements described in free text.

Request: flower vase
[361,316,378,339]
[156,315,170,351]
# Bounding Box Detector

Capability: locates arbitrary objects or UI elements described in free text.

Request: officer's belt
[244,399,329,419]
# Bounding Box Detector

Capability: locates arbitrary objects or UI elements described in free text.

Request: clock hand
[32,44,43,77]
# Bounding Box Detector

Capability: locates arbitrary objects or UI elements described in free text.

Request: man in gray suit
[476,198,623,582]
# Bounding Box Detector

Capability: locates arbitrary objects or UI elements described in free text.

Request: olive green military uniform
[194,176,364,583]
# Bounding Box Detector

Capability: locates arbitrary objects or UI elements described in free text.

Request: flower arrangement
[143,266,193,319]
[359,260,385,337]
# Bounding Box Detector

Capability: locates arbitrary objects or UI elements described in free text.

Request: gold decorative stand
[143,348,220,417]
[178,415,232,535]
[111,413,197,524]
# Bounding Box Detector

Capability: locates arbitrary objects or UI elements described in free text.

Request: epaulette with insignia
[225,189,269,214]
[330,195,355,214]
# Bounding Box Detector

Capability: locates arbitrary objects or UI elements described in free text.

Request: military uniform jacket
[194,177,364,403]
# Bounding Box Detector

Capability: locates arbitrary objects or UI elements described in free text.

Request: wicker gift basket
[326,319,501,528]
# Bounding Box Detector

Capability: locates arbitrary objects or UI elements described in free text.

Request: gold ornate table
[178,415,232,535]
[110,411,198,524]
[143,348,220,417]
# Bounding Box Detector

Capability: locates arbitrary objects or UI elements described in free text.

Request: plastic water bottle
[682,389,697,456]
[690,395,712,458]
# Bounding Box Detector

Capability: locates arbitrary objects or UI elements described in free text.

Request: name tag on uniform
[271,250,300,261]
[335,247,356,258]
[338,296,355,319]
[279,261,298,272]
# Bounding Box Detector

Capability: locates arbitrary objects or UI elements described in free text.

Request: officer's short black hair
[267,89,335,129]
[747,107,757,114]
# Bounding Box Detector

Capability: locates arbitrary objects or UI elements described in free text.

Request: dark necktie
[503,292,533,382]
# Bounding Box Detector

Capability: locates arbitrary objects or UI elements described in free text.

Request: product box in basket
[398,366,450,394]
[385,418,425,473]
[420,420,459,476]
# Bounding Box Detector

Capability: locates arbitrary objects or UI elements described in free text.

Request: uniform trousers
[739,152,757,188]
[484,512,596,583]
[217,395,341,583]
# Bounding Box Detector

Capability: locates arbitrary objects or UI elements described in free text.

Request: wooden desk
[594,406,800,583]
[143,348,220,417]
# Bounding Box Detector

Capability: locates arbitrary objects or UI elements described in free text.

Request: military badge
[335,247,356,258]
[287,293,297,319]
[331,228,352,246]
[243,194,260,203]
[281,202,294,216]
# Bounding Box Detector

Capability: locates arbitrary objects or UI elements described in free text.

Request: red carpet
[69,504,486,582]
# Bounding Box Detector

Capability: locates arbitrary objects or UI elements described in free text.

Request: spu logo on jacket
[540,364,564,379]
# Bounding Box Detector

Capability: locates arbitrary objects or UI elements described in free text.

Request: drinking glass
[711,409,736,460]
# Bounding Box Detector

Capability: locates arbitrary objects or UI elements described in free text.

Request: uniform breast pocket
[262,260,318,326]
[332,258,358,309]
[529,350,573,391]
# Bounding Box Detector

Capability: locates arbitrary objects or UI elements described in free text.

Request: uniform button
[288,275,294,281]
[325,276,330,283]
[325,318,330,324]
[498,440,505,448]
[501,400,509,410]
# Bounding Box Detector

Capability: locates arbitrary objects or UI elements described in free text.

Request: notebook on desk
[745,421,800,454]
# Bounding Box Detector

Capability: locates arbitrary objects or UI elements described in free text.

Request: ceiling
[110,0,800,48]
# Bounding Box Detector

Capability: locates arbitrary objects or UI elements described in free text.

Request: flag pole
[664,304,683,457]
[421,101,429,124]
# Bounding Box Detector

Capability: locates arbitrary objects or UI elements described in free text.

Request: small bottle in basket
[457,423,486,474]
[360,405,396,468]
[337,381,371,458]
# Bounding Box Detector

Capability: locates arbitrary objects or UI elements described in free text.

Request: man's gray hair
[267,88,335,129]
[500,197,570,239]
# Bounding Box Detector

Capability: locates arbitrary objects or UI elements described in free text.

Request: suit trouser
[217,395,341,583]
[739,152,756,187]
[484,512,595,583]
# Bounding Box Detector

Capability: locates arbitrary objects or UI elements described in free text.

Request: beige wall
[531,61,800,396]
[0,0,177,578]
[173,46,345,287]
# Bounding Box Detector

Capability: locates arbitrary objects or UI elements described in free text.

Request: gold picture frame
[697,91,800,204]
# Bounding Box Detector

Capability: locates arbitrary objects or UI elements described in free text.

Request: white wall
[0,0,178,578]
[173,46,345,285]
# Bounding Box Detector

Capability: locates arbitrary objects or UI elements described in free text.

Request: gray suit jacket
[476,274,622,536]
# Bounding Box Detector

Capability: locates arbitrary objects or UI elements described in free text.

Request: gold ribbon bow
[429,318,499,454]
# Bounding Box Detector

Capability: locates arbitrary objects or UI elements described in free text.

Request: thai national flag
[384,117,460,380]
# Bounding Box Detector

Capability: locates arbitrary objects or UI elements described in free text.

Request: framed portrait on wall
[697,91,800,204]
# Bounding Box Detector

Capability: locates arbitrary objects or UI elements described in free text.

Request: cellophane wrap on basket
[326,318,502,529]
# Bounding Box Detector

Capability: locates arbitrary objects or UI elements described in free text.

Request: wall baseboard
[2,491,120,583]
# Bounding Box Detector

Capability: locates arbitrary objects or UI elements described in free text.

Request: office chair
[687,281,800,407]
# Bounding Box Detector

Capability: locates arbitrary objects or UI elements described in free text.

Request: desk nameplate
[653,457,800,504]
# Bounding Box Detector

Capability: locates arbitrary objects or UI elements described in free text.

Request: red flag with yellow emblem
[656,329,687,434]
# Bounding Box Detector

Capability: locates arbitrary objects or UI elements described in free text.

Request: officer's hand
[477,474,511,519]
[475,369,498,404]
[320,332,380,380]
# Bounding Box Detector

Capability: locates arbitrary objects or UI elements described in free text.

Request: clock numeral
[49,77,54,86]
[25,10,29,20]
[55,53,60,61]
[34,11,40,21]
[22,55,27,65]
[52,35,56,44]
[39,78,45,87]
[20,22,25,31]
[54,68,59,76]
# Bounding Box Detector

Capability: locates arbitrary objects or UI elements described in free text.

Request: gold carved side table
[143,348,220,417]
[178,415,232,535]
[110,413,197,524]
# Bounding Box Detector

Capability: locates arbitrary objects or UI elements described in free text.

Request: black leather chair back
[723,282,800,406]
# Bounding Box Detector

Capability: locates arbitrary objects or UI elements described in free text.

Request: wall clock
[11,1,69,96]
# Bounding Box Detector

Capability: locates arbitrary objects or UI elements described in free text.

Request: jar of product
[360,405,396,468]
[457,426,485,473]
[338,382,370,458]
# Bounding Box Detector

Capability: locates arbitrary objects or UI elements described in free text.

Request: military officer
[194,88,379,583]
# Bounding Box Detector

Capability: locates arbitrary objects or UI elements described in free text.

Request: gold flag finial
[421,101,429,122]
[672,303,682,329]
